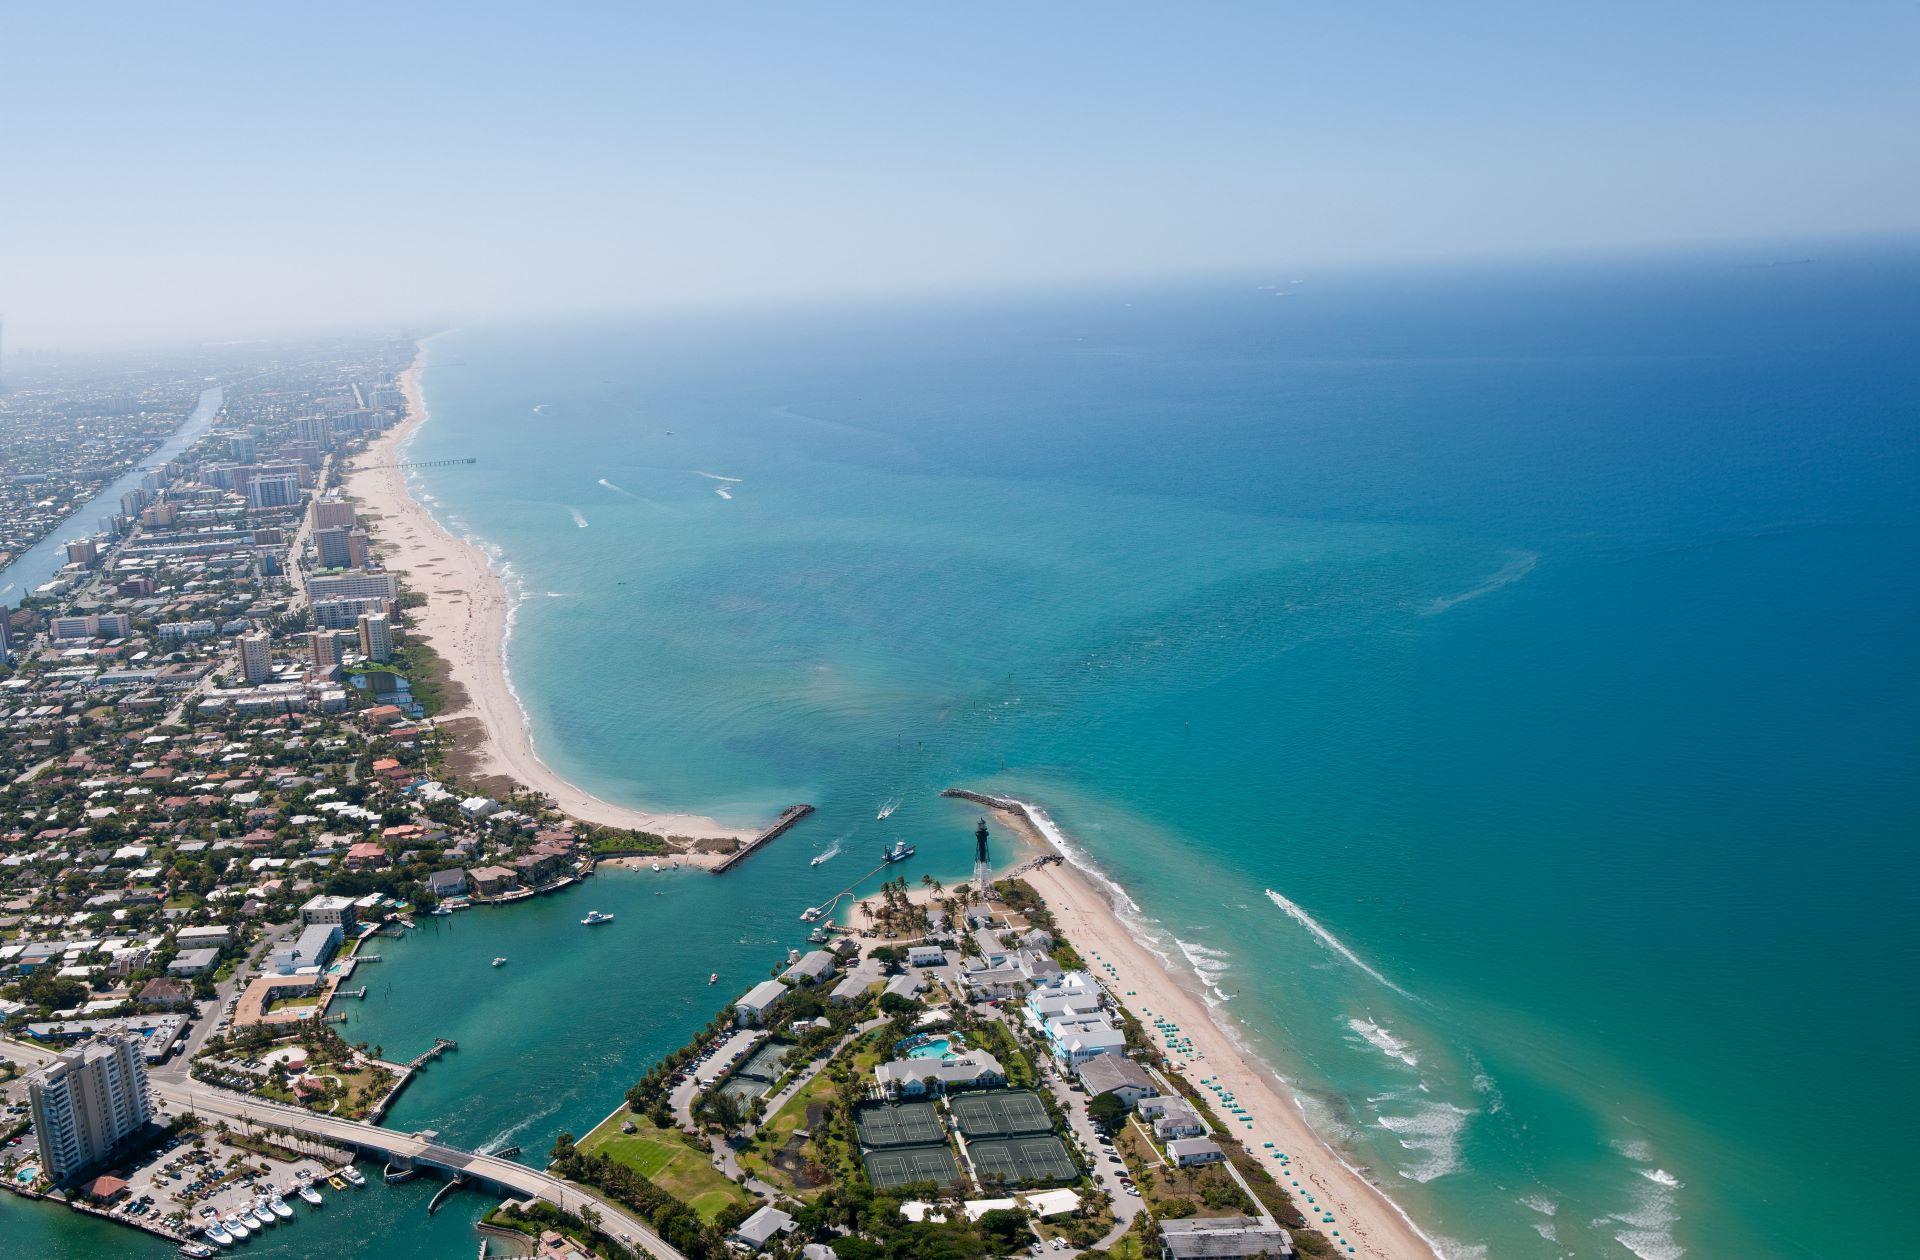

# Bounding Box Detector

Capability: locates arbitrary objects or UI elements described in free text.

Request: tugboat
[581,910,614,926]
[882,839,916,864]
[492,956,508,967]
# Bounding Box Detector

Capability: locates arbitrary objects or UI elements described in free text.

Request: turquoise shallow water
[10,247,1915,1258]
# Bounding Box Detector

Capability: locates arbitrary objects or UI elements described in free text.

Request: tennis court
[967,1135,1079,1186]
[948,1089,1052,1139]
[855,1101,946,1149]
[863,1143,964,1190]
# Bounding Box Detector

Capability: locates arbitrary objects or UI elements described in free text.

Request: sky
[2,2,1916,348]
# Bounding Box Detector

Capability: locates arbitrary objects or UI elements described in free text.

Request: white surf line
[1265,888,1414,999]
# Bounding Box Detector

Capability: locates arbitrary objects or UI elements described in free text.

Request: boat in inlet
[581,910,614,925]
[882,839,916,863]
[492,956,508,967]
[341,1165,366,1188]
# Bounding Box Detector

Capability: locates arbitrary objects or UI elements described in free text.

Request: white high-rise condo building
[239,631,273,684]
[28,1035,154,1183]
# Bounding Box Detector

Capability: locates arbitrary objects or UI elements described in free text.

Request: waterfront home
[1076,1054,1158,1108]
[874,1049,1005,1099]
[780,949,837,985]
[537,1229,595,1260]
[735,978,789,1026]
[1015,948,1063,985]
[1025,982,1103,1025]
[468,865,517,898]
[269,922,340,974]
[425,868,467,899]
[1166,1137,1225,1168]
[1043,1014,1126,1067]
[1152,1102,1207,1141]
[729,1204,796,1252]
[1159,1217,1293,1260]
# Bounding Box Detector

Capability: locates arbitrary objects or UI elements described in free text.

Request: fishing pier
[712,803,815,874]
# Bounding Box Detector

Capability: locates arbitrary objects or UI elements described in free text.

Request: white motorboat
[341,1165,366,1187]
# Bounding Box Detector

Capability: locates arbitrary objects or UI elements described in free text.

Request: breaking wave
[1264,888,1412,998]
[1376,1100,1472,1183]
[1347,1016,1419,1067]
[1174,939,1233,1003]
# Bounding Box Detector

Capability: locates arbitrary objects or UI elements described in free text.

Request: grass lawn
[740,1029,888,1197]
[580,1109,751,1223]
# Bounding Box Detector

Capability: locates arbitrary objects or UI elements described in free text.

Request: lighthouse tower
[974,817,992,904]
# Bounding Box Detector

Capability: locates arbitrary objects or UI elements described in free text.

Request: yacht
[247,1203,276,1227]
[808,925,831,944]
[492,956,508,967]
[203,1224,234,1248]
[799,906,824,922]
[341,1165,367,1188]
[182,1243,218,1259]
[268,1195,293,1219]
[581,910,614,926]
[882,839,916,864]
[297,1182,323,1206]
[221,1215,250,1240]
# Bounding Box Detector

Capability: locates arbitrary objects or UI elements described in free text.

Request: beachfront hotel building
[309,571,398,602]
[27,1034,155,1183]
[357,611,393,663]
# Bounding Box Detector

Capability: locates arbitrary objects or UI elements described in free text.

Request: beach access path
[340,349,748,845]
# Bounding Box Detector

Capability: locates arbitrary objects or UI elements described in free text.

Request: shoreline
[975,795,1442,1260]
[341,344,750,845]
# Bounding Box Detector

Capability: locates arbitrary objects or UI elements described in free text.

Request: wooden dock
[712,803,815,874]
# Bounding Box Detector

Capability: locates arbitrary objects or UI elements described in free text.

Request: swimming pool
[901,1033,963,1061]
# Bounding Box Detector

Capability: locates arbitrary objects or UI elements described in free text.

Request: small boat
[297,1183,323,1206]
[651,860,664,871]
[327,1175,347,1191]
[808,925,831,944]
[877,798,899,820]
[581,910,614,925]
[882,839,915,864]
[182,1243,218,1258]
[248,1204,276,1227]
[491,956,507,967]
[341,1165,366,1187]
[799,905,824,922]
[810,853,829,866]
[268,1196,293,1219]
[222,1215,250,1240]
[203,1225,233,1248]
[708,972,718,985]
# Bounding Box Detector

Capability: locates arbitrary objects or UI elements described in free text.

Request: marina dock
[712,803,814,874]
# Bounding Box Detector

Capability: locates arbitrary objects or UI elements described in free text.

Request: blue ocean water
[392,246,1918,1259]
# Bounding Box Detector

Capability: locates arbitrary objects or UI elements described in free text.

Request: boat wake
[811,835,845,866]
[876,796,900,820]
[1422,550,1539,616]
[1264,888,1413,998]
[568,508,589,529]
[597,477,634,496]
[694,471,743,483]
[714,486,733,500]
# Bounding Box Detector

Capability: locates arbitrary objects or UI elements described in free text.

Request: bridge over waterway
[151,1079,685,1260]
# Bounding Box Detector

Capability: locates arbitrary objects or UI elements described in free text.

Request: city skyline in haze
[3,2,1917,348]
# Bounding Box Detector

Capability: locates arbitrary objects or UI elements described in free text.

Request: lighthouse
[974,817,992,903]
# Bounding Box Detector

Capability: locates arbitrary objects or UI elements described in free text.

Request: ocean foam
[1422,549,1539,616]
[1376,1100,1472,1183]
[1264,888,1413,998]
[1639,1167,1683,1188]
[1520,1194,1558,1217]
[1348,1016,1419,1067]
[1174,939,1234,1003]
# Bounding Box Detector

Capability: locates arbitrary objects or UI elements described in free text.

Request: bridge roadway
[150,1078,685,1260]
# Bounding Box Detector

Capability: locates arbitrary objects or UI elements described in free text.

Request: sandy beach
[341,348,750,845]
[981,802,1441,1260]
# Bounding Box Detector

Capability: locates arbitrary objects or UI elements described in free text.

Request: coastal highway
[146,1075,687,1260]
